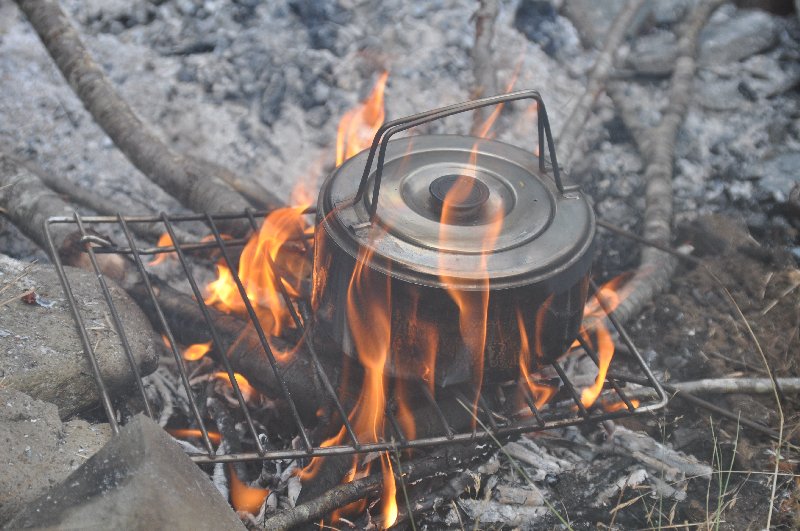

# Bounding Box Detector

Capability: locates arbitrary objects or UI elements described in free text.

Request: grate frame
[44,209,668,464]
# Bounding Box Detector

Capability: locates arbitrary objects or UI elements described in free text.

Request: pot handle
[351,89,567,221]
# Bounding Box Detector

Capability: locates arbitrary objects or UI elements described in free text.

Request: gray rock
[0,254,158,419]
[7,414,245,530]
[0,388,111,524]
[699,10,780,65]
[626,30,679,76]
[747,152,800,203]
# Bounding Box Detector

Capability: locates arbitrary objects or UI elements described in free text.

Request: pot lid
[317,135,595,290]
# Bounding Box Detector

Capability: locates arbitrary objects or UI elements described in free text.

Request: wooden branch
[631,377,800,399]
[13,0,283,237]
[470,0,499,135]
[19,158,195,244]
[263,445,489,530]
[608,0,726,325]
[557,0,645,166]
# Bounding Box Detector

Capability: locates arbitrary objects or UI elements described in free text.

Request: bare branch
[470,0,499,135]
[13,0,284,237]
[557,0,645,165]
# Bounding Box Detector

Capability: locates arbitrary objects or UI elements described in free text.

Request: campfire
[2,0,799,529]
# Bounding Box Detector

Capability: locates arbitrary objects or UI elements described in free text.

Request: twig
[14,0,283,236]
[469,0,499,136]
[394,469,477,526]
[607,0,727,326]
[263,445,489,530]
[557,0,645,166]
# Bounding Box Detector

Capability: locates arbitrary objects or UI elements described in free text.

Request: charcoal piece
[6,414,245,530]
[287,0,352,54]
[0,254,158,419]
[513,0,568,56]
[0,388,111,524]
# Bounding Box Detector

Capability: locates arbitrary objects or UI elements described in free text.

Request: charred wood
[13,0,283,237]
[264,444,492,530]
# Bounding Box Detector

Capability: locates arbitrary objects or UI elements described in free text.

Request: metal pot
[311,90,595,386]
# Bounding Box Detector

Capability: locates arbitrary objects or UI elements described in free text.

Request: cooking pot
[311,90,595,386]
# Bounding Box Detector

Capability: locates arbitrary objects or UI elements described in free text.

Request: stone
[626,30,679,76]
[0,388,111,524]
[745,152,800,203]
[0,254,158,419]
[699,9,780,66]
[6,414,245,530]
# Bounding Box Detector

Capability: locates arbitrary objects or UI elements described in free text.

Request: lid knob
[429,174,490,223]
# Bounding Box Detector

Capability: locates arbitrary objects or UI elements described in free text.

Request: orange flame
[167,428,221,445]
[229,464,269,514]
[336,71,389,166]
[214,371,257,402]
[204,204,310,339]
[437,149,504,425]
[602,399,640,413]
[148,233,176,266]
[517,307,556,409]
[474,60,523,139]
[183,341,212,361]
[579,276,627,408]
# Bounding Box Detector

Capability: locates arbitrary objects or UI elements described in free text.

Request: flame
[474,60,522,139]
[602,399,640,413]
[437,148,504,425]
[214,371,257,402]
[517,307,556,409]
[229,464,269,514]
[167,428,221,445]
[336,71,389,166]
[183,341,212,361]
[204,204,310,339]
[579,276,628,408]
[148,233,176,266]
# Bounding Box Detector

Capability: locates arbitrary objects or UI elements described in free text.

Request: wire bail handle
[351,89,565,221]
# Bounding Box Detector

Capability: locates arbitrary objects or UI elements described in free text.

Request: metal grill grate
[45,209,667,464]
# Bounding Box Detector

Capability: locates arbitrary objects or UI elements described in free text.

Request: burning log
[264,443,492,530]
[13,0,283,238]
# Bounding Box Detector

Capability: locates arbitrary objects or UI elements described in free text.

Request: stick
[469,0,498,135]
[607,0,726,326]
[16,156,195,244]
[263,445,489,530]
[13,0,283,236]
[557,0,645,166]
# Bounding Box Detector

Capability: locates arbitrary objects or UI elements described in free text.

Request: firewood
[557,0,646,166]
[469,0,499,136]
[606,0,727,326]
[263,444,491,530]
[13,0,284,238]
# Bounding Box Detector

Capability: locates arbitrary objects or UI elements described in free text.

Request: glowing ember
[335,71,389,166]
[228,464,269,514]
[148,233,176,266]
[578,276,628,408]
[166,428,221,445]
[213,371,257,402]
[183,341,212,361]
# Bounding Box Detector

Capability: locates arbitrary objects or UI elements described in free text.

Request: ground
[1,0,799,529]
